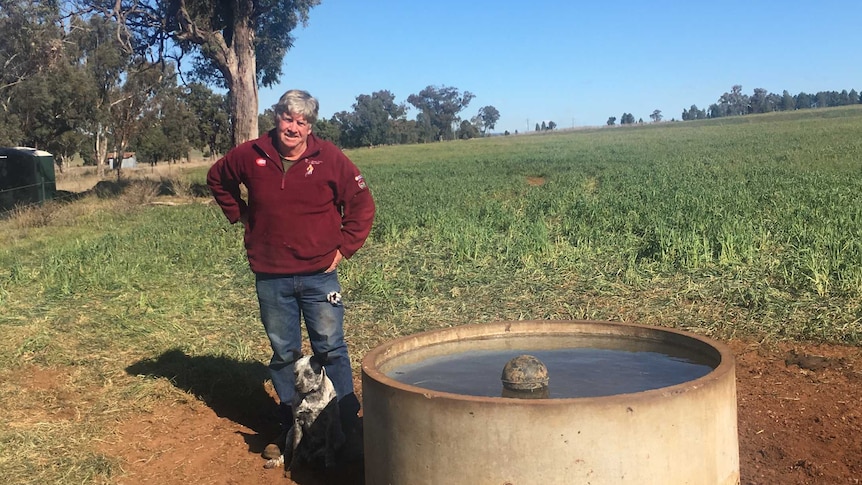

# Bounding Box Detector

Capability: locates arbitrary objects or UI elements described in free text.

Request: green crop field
[1,106,861,483]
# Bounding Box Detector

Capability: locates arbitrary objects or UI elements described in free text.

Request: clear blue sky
[258,0,862,133]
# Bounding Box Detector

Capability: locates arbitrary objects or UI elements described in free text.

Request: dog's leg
[288,423,303,472]
[324,400,345,468]
[282,426,297,477]
[324,418,339,468]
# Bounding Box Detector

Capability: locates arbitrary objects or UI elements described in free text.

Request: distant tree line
[611,113,642,125]
[534,120,557,132]
[609,85,862,126]
[305,87,501,149]
[699,85,860,119]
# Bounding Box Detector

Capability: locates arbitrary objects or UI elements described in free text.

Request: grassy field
[1,106,861,483]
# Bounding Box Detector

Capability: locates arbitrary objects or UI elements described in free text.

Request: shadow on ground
[125,349,366,484]
[126,349,280,453]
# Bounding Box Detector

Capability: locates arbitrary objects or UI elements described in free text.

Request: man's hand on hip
[326,250,343,273]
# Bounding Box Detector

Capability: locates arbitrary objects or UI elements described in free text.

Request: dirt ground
[88,338,861,485]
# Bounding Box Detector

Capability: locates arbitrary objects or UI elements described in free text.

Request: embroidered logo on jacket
[305,164,314,177]
[355,174,367,189]
[255,158,267,167]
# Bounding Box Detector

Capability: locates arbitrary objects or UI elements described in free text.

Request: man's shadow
[126,349,366,484]
[125,349,279,455]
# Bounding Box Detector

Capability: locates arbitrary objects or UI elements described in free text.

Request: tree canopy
[407,85,475,141]
[76,0,320,145]
[477,105,500,134]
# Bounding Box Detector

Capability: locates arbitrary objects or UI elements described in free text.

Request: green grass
[1,105,862,482]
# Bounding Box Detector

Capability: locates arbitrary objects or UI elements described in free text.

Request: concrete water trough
[361,320,739,485]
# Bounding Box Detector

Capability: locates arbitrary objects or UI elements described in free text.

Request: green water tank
[0,147,57,212]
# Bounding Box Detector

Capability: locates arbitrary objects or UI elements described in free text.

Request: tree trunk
[171,0,261,146]
[95,123,108,179]
[228,22,258,146]
[113,137,129,181]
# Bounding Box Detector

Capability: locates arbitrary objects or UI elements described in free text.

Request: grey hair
[273,89,319,125]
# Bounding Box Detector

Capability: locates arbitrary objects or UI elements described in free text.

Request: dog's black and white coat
[265,354,345,474]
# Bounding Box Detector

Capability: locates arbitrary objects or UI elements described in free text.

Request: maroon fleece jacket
[207,131,375,275]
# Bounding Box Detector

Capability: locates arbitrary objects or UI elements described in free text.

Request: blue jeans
[255,270,358,423]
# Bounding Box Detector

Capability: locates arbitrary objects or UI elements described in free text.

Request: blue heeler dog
[264,354,345,474]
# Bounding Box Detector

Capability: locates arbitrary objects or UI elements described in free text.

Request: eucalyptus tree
[68,13,134,176]
[682,105,706,121]
[107,62,182,178]
[388,118,419,145]
[0,1,103,170]
[0,111,22,146]
[407,85,474,141]
[312,117,340,145]
[184,82,231,158]
[133,85,194,165]
[476,105,500,134]
[0,0,64,102]
[749,88,769,114]
[331,110,359,148]
[347,90,406,147]
[415,111,436,143]
[796,92,813,109]
[75,0,320,146]
[457,119,479,139]
[351,94,391,147]
[258,108,276,137]
[716,85,749,117]
[10,62,98,171]
[0,0,65,147]
[781,90,796,111]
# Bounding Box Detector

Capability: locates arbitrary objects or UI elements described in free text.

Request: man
[207,89,375,460]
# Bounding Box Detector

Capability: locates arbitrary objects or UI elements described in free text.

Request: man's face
[276,111,311,156]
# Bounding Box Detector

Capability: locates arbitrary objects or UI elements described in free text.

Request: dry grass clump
[5,203,56,229]
[1,163,213,251]
[3,178,199,230]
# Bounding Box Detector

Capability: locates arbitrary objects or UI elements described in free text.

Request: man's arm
[336,156,376,258]
[207,156,248,224]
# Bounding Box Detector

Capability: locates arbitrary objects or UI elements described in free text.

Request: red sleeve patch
[355,174,367,189]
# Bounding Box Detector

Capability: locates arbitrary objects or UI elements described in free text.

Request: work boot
[338,393,360,428]
[263,429,286,460]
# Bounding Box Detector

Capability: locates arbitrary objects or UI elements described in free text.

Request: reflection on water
[388,347,714,398]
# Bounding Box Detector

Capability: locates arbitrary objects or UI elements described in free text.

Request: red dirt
[101,339,861,484]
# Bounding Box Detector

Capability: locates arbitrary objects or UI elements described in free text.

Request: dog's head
[294,354,326,394]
